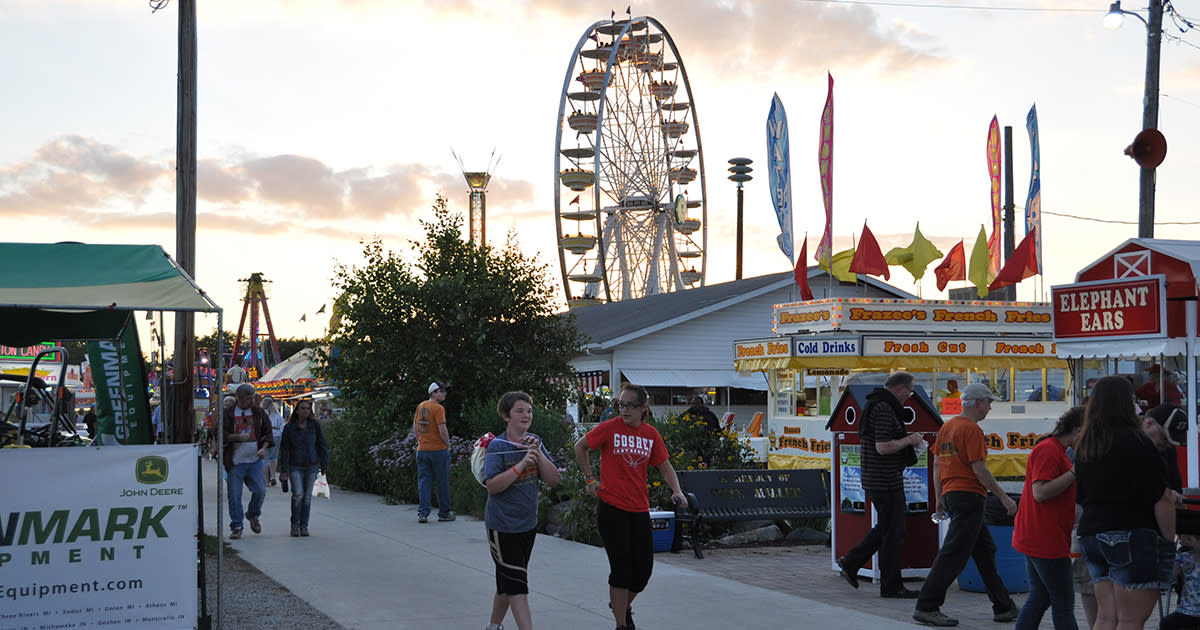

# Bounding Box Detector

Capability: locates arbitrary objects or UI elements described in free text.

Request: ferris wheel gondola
[553,16,708,308]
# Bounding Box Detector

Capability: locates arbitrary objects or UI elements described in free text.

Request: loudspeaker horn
[1124,128,1167,169]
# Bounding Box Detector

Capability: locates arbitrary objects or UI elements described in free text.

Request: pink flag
[986,116,1001,278]
[815,72,834,270]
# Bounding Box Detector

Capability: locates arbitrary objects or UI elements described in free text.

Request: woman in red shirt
[1012,406,1084,629]
[574,384,686,630]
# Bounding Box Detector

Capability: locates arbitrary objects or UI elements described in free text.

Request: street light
[1105,0,1165,238]
[728,158,753,280]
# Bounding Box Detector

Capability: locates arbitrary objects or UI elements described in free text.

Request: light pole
[1105,0,1165,238]
[728,158,753,280]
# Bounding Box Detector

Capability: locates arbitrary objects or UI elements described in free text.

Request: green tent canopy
[0,242,220,345]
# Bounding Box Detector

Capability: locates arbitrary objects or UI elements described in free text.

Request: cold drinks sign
[1051,275,1166,340]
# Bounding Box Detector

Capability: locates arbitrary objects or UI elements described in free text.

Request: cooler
[957,525,1029,593]
[650,510,675,552]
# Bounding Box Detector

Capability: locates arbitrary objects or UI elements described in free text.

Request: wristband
[512,466,521,476]
[585,476,598,486]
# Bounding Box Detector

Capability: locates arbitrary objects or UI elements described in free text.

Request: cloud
[0,135,169,214]
[0,134,539,233]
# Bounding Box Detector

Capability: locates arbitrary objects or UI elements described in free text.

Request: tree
[318,195,585,436]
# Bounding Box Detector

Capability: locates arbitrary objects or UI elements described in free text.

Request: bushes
[323,408,397,496]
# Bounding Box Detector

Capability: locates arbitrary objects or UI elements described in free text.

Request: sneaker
[881,587,920,599]
[290,525,300,537]
[418,514,428,523]
[438,512,456,522]
[248,517,261,534]
[484,624,504,630]
[836,556,859,589]
[229,528,242,540]
[300,527,310,537]
[993,606,1019,622]
[913,609,959,627]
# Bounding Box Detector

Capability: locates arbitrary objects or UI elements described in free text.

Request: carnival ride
[554,15,708,307]
[229,272,281,379]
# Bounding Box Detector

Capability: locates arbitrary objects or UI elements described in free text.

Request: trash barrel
[957,493,1029,593]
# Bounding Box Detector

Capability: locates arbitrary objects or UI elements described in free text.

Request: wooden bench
[672,468,830,559]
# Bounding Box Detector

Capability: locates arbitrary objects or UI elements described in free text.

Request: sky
[2,0,1199,350]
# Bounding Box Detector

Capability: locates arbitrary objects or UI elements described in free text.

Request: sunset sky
[2,0,1199,348]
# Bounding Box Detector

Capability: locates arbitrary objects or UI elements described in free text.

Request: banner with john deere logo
[87,313,152,445]
[0,445,197,629]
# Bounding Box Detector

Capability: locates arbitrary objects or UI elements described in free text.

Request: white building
[568,269,914,424]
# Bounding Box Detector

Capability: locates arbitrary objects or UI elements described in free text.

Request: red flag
[849,222,889,280]
[794,237,814,300]
[934,241,966,291]
[569,195,580,205]
[988,227,1040,291]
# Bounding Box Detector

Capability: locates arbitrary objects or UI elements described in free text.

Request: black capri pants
[487,528,537,595]
[597,500,654,592]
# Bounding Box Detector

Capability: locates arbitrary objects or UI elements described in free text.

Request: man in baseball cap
[915,382,1018,626]
[413,381,453,523]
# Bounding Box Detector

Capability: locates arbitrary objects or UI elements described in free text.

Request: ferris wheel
[554,16,707,307]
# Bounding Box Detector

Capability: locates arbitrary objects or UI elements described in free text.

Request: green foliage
[449,457,488,518]
[647,411,759,510]
[540,449,603,547]
[317,195,586,440]
[322,407,397,496]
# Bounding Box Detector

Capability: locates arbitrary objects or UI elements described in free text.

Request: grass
[201,533,237,556]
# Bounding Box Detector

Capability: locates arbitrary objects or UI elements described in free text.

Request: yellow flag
[968,225,993,297]
[885,223,943,282]
[830,247,857,283]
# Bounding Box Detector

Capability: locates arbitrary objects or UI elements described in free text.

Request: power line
[1041,209,1200,226]
[795,0,1099,13]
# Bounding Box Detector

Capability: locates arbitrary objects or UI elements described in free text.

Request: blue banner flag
[766,93,794,262]
[1025,104,1042,272]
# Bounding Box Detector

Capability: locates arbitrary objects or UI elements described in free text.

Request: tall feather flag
[766,93,794,262]
[849,222,889,280]
[986,116,1002,278]
[794,235,814,300]
[884,223,943,282]
[815,73,835,271]
[968,225,993,297]
[1025,104,1042,273]
[989,227,1039,292]
[934,240,966,291]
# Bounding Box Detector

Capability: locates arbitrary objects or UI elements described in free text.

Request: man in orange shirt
[413,381,454,523]
[913,383,1018,627]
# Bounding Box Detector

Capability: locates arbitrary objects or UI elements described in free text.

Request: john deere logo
[136,456,169,484]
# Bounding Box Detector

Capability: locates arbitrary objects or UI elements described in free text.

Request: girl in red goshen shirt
[574,384,686,630]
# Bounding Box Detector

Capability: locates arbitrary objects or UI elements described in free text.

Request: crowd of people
[206,367,1198,630]
[834,370,1193,630]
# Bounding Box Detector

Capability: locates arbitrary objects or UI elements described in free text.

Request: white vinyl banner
[0,445,198,630]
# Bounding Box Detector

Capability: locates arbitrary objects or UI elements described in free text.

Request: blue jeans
[917,492,1015,614]
[1079,528,1174,590]
[416,449,452,518]
[227,459,266,530]
[1016,556,1077,630]
[288,465,319,528]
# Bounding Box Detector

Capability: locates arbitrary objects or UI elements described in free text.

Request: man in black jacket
[223,383,275,539]
[837,371,926,598]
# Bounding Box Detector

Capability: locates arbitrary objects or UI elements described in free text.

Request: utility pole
[1139,0,1164,238]
[172,0,197,444]
[1000,126,1016,301]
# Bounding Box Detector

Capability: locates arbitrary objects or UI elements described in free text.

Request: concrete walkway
[203,460,1125,629]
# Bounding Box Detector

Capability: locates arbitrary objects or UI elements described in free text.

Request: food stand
[1052,238,1200,485]
[732,297,1071,478]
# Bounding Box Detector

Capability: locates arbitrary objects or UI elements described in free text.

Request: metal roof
[568,269,918,349]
